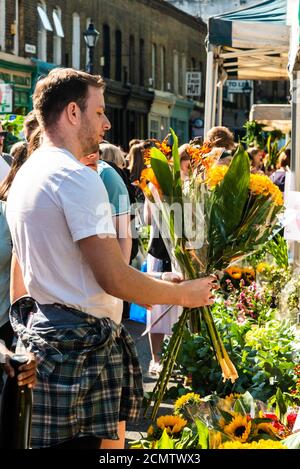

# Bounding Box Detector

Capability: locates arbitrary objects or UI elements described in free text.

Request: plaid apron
[10,296,143,448]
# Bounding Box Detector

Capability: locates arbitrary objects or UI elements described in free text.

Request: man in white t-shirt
[0,122,11,182]
[6,68,215,449]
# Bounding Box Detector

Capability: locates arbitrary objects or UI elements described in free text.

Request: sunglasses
[0,131,8,138]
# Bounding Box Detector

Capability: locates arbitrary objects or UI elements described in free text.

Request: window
[160,46,166,91]
[139,38,144,86]
[0,0,5,51]
[85,18,92,70]
[181,54,186,96]
[151,43,157,88]
[72,13,80,69]
[37,2,52,61]
[150,119,159,139]
[173,50,178,95]
[115,30,122,81]
[103,24,110,78]
[129,35,135,84]
[53,7,64,65]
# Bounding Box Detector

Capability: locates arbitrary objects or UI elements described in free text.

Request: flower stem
[145,307,190,420]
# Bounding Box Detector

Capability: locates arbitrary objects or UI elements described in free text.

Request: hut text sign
[186,72,201,97]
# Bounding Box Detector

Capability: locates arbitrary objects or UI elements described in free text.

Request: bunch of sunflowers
[130,391,297,449]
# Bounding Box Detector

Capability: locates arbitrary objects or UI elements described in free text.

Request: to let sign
[186,72,201,96]
[227,80,252,94]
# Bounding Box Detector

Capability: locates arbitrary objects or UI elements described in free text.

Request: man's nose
[104,115,111,131]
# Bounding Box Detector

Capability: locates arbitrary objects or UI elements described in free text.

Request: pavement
[123,319,180,448]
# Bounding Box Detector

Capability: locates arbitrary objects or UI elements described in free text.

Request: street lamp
[243,80,252,118]
[83,21,100,74]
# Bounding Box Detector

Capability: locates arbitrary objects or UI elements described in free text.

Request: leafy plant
[265,135,291,171]
[242,120,266,148]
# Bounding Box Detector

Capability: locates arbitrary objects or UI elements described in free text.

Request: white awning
[37,5,53,32]
[53,10,64,38]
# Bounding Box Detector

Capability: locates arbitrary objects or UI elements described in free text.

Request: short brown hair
[207,126,235,150]
[23,110,39,140]
[33,68,105,129]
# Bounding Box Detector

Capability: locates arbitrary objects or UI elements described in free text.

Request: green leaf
[275,387,287,423]
[195,418,209,449]
[157,429,175,449]
[170,128,183,204]
[208,144,250,264]
[150,147,173,197]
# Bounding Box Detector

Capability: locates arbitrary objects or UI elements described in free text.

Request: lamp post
[243,80,252,118]
[83,21,100,74]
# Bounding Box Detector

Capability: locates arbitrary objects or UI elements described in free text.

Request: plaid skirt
[10,297,143,448]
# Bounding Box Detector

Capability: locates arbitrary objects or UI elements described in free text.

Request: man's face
[79,151,99,172]
[79,87,111,156]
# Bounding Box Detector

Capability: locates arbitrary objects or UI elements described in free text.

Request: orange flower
[225,266,242,279]
[157,141,172,158]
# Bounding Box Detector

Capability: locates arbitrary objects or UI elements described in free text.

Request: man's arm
[113,213,132,264]
[10,252,28,303]
[79,235,215,308]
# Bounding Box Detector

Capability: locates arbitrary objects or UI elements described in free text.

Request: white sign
[284,190,300,241]
[0,83,13,113]
[25,43,36,54]
[227,80,251,94]
[186,72,201,96]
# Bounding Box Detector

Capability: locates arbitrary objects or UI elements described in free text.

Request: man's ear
[66,102,79,125]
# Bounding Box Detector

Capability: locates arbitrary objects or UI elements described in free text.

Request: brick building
[0,0,207,148]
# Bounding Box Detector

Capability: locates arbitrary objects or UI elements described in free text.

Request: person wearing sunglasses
[0,122,13,183]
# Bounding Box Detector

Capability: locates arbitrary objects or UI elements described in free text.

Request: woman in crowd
[0,140,36,391]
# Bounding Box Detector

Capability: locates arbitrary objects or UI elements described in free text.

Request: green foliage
[242,120,266,148]
[207,145,250,269]
[150,148,173,197]
[266,135,291,171]
[174,300,299,402]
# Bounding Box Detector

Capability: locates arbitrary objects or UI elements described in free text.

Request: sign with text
[227,80,252,94]
[0,83,13,113]
[186,72,201,96]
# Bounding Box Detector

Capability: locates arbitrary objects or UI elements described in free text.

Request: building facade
[167,0,289,134]
[0,0,207,148]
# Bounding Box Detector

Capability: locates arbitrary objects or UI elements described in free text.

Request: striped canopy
[207,0,291,80]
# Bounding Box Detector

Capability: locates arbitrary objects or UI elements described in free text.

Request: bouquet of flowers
[138,130,284,418]
[130,391,297,449]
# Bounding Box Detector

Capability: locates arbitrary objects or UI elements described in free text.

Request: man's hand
[181,275,218,308]
[4,352,37,388]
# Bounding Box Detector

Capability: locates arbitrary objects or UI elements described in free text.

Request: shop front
[148,90,175,141]
[0,52,36,115]
[170,97,194,145]
[105,80,154,150]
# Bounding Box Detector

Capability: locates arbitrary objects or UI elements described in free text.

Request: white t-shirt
[0,155,10,182]
[7,147,123,324]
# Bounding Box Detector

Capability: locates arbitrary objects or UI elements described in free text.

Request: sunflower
[254,422,279,438]
[223,414,251,442]
[225,266,242,280]
[219,439,286,449]
[219,393,242,412]
[174,392,201,415]
[156,415,187,435]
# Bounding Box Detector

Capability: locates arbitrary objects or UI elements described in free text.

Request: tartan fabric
[10,297,143,448]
